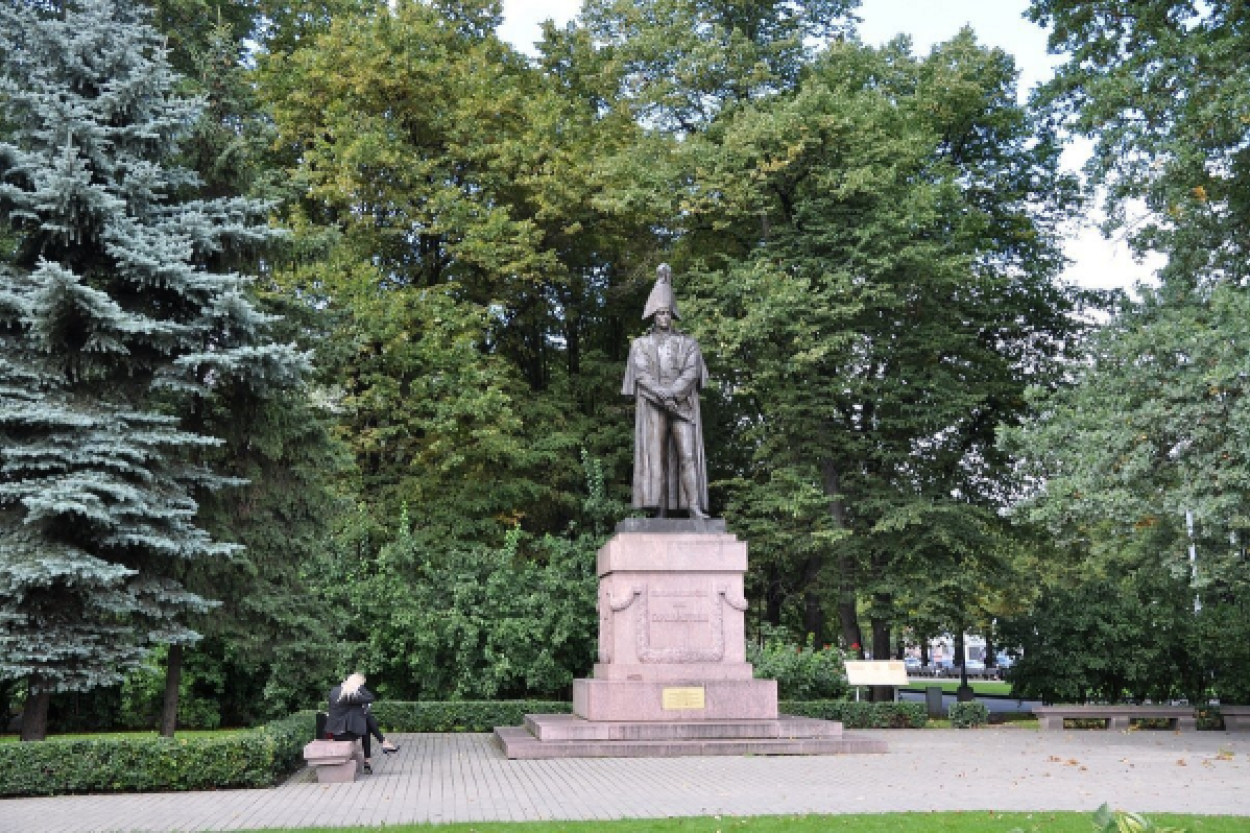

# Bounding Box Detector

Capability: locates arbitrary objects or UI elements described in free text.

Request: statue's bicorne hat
[642,263,681,319]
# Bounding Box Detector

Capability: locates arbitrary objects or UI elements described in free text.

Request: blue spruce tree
[0,0,307,740]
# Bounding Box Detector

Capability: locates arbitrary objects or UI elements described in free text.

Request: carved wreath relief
[602,582,748,664]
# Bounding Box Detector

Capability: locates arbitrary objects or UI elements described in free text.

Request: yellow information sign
[661,686,706,710]
[844,660,910,686]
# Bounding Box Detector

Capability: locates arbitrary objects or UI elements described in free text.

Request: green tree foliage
[996,1,1250,705]
[148,8,350,736]
[1018,1,1250,557]
[0,0,1128,723]
[309,454,618,701]
[261,0,649,541]
[580,0,857,132]
[745,624,850,700]
[0,0,307,739]
[1000,283,1250,703]
[1029,0,1250,281]
[680,33,1089,658]
[998,559,1217,705]
[1004,285,1250,575]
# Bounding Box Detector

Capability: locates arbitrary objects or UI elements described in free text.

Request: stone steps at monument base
[493,725,887,759]
[524,713,844,742]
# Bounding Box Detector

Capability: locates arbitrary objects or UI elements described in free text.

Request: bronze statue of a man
[621,264,710,519]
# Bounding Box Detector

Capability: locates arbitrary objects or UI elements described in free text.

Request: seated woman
[325,672,400,773]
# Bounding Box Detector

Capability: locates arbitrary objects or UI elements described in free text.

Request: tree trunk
[869,612,893,702]
[20,681,50,742]
[837,598,863,656]
[822,459,861,653]
[870,599,892,659]
[764,565,783,628]
[954,630,973,700]
[160,644,182,738]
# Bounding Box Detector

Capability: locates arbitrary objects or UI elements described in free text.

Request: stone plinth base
[529,713,841,741]
[494,714,887,759]
[574,678,777,722]
[494,522,888,759]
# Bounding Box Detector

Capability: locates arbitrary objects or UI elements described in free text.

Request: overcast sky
[497,0,1161,293]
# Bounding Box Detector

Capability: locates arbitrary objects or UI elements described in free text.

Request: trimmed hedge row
[781,699,928,729]
[368,699,927,732]
[370,699,572,732]
[0,699,927,797]
[0,711,314,798]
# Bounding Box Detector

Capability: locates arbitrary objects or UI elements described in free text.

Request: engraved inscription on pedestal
[602,582,750,664]
[642,585,716,661]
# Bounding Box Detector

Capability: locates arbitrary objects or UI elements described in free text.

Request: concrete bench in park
[1220,705,1250,731]
[303,738,365,783]
[1033,704,1196,731]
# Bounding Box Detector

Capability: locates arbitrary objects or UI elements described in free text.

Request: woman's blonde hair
[338,672,366,701]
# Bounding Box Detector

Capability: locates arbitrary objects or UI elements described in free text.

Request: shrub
[747,626,850,700]
[781,699,927,728]
[1196,704,1224,731]
[949,701,989,728]
[371,699,929,731]
[118,646,225,730]
[0,711,314,797]
[369,700,572,732]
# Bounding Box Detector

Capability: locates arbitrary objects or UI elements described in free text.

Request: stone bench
[1033,704,1197,731]
[1220,705,1250,731]
[303,738,365,783]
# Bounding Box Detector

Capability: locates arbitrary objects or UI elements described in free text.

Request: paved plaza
[4,728,1249,832]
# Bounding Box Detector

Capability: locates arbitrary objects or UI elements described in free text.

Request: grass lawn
[223,812,1248,833]
[902,680,1015,696]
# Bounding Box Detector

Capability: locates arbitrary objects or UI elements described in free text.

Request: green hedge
[949,702,990,728]
[780,699,928,728]
[1,699,928,798]
[368,699,927,732]
[0,711,314,798]
[1197,704,1225,731]
[370,700,572,732]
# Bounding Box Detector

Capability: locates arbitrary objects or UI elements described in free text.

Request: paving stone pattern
[3,729,1248,832]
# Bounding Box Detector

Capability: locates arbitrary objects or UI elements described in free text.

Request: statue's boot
[682,467,709,519]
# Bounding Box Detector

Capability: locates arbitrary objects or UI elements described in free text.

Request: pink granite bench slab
[1033,705,1196,731]
[303,739,364,783]
[1221,705,1250,731]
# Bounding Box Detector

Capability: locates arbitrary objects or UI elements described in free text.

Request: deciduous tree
[681,33,1089,663]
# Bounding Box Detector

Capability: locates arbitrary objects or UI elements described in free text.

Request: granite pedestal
[495,519,886,759]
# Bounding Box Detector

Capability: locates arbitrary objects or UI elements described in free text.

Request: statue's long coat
[621,329,709,512]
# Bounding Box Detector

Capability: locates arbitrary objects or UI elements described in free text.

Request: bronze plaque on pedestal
[662,686,706,710]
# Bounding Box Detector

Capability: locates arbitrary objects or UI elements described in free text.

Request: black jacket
[324,684,375,736]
